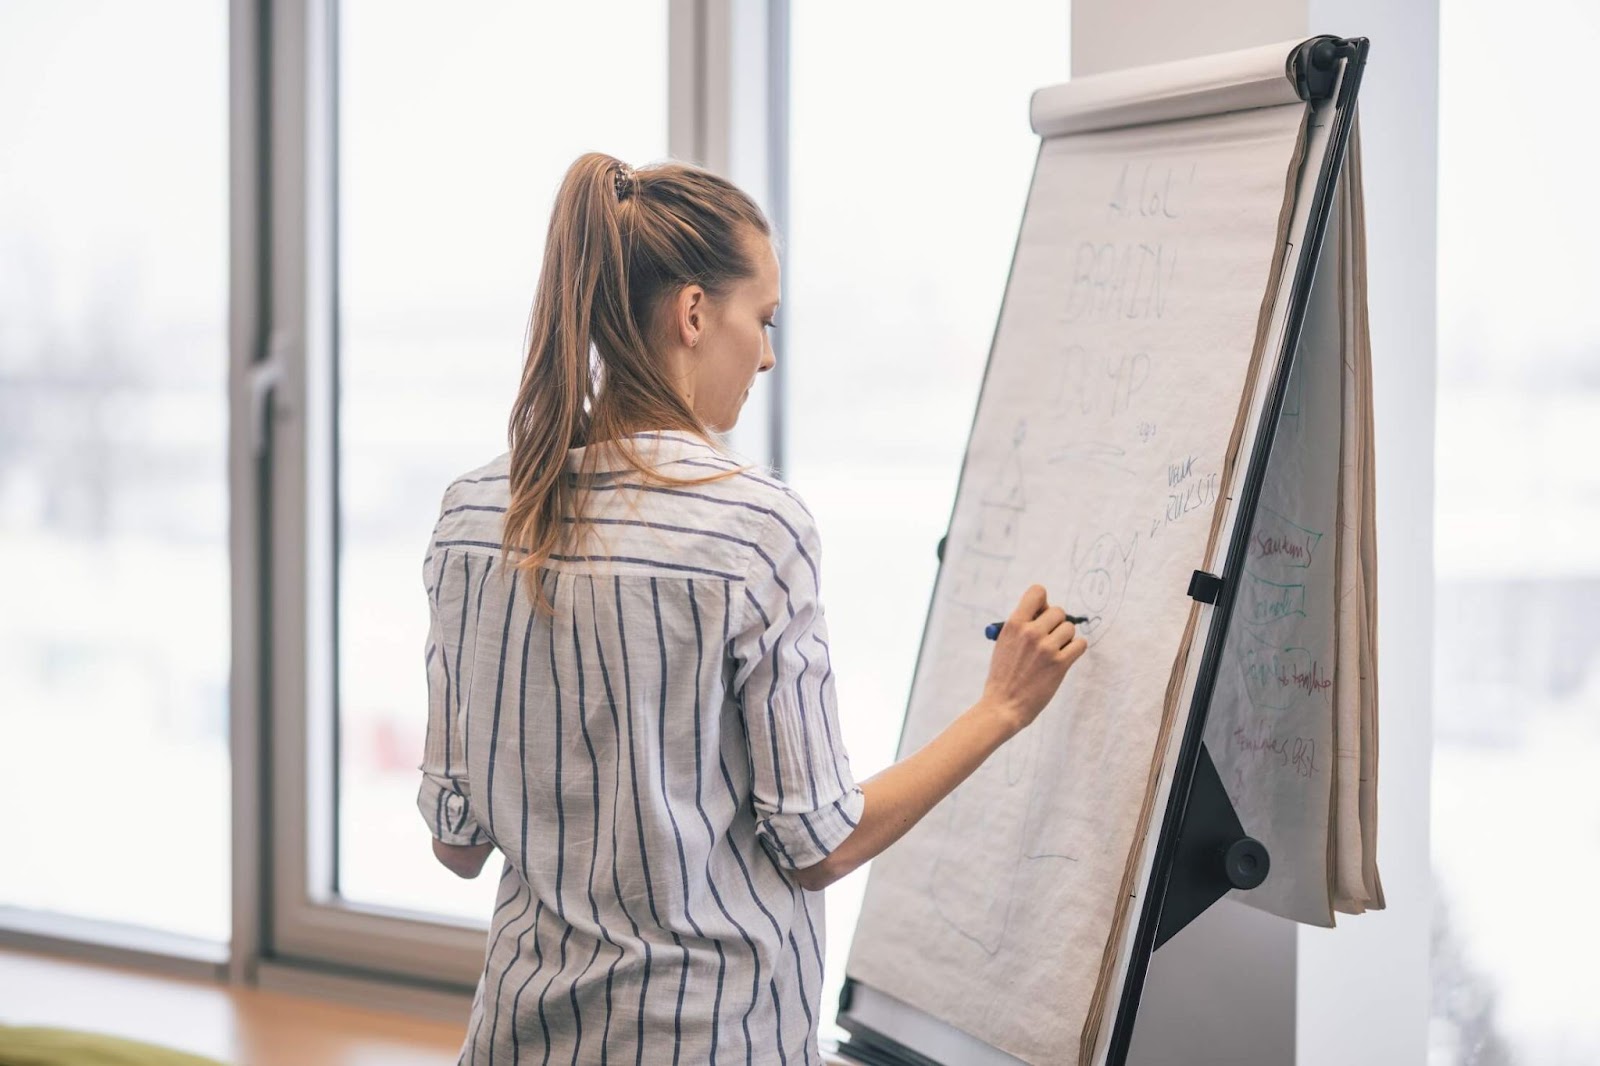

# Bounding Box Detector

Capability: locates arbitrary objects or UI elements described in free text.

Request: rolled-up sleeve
[417,487,487,846]
[731,486,865,871]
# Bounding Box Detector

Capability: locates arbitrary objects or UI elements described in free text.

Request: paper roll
[1030,38,1305,138]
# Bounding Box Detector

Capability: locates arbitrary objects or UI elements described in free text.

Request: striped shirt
[417,430,865,1066]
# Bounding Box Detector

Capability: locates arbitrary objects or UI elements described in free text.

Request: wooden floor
[0,948,466,1066]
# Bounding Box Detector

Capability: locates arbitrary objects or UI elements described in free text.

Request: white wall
[1071,0,1306,77]
[1125,899,1298,1064]
[1069,3,1438,1064]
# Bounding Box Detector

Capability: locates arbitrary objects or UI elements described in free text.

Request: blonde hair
[502,152,774,615]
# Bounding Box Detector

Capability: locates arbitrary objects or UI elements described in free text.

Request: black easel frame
[835,35,1370,1066]
[1100,33,1369,1066]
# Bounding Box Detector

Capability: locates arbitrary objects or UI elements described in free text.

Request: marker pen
[985,614,1088,640]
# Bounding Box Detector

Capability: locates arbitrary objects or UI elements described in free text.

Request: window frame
[0,0,239,981]
[239,0,790,990]
[0,0,789,1003]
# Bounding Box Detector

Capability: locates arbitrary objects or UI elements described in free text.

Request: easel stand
[832,34,1369,1066]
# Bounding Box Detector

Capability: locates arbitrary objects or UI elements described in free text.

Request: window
[1431,1,1600,1061]
[785,2,1070,1037]
[332,0,670,923]
[0,2,230,943]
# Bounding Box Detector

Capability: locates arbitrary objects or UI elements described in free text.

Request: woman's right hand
[980,584,1088,734]
[792,583,1090,891]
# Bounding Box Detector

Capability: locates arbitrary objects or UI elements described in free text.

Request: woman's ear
[676,284,705,349]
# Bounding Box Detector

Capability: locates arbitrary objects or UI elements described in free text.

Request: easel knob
[1223,837,1270,890]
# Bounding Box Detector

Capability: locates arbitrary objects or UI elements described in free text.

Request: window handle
[247,330,289,458]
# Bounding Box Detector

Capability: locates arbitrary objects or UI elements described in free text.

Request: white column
[1296,1,1437,1063]
[1069,4,1439,1064]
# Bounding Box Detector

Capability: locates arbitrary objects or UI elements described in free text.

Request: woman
[418,152,1088,1065]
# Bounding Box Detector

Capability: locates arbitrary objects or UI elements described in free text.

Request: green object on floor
[0,1025,227,1066]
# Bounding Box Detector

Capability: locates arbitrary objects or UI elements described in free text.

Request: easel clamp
[1187,570,1224,604]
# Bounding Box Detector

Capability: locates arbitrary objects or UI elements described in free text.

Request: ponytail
[502,152,773,615]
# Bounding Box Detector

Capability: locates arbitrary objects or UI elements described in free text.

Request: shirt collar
[563,430,728,474]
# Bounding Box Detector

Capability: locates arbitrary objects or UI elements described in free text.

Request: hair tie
[613,162,637,202]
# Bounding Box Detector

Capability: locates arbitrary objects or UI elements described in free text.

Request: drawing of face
[1069,532,1136,645]
[1079,567,1113,612]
